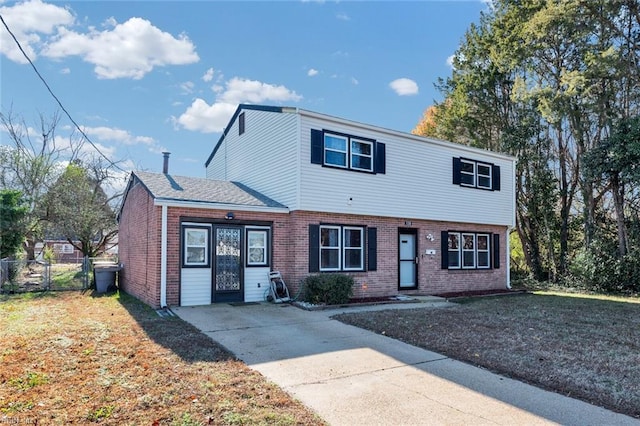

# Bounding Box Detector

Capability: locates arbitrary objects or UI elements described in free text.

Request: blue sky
[1,0,487,182]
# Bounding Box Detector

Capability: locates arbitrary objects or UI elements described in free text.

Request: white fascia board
[154,198,289,214]
[295,108,517,163]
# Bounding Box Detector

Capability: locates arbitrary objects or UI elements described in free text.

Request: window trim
[476,233,490,269]
[343,226,364,271]
[319,224,365,272]
[460,159,476,187]
[324,134,349,168]
[350,139,374,172]
[461,232,476,269]
[454,157,498,191]
[476,163,492,190]
[320,225,342,271]
[182,225,210,268]
[246,228,269,267]
[445,231,492,271]
[323,131,376,173]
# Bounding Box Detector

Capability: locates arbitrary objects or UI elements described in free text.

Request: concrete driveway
[172,300,638,426]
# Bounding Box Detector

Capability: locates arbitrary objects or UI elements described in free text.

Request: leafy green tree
[0,189,28,258]
[44,161,117,258]
[418,0,640,286]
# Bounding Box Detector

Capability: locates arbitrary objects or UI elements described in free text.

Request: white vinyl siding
[299,114,515,227]
[180,268,212,306]
[206,109,298,208]
[244,267,270,302]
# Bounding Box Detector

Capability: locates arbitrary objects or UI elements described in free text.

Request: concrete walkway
[172,300,638,426]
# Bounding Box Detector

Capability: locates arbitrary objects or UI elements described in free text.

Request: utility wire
[0,13,127,173]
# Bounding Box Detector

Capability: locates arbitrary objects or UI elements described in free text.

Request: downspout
[160,204,168,308]
[506,227,512,289]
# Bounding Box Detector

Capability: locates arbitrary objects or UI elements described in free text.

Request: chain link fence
[0,256,117,293]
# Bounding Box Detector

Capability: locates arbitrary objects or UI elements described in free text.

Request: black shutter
[310,129,323,165]
[441,231,449,269]
[492,165,501,191]
[375,142,386,174]
[309,224,320,272]
[493,234,500,269]
[367,227,377,271]
[452,157,461,184]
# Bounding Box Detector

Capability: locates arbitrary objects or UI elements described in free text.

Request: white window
[462,233,476,268]
[343,227,364,270]
[460,159,476,187]
[446,231,492,270]
[477,234,490,268]
[447,232,461,269]
[319,225,365,271]
[477,163,492,189]
[324,134,348,168]
[247,229,268,266]
[184,227,209,266]
[350,139,373,172]
[320,226,341,271]
[61,244,74,254]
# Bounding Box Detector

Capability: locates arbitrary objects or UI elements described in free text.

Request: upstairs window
[239,112,245,135]
[324,134,348,168]
[311,129,385,174]
[350,139,373,172]
[453,157,500,191]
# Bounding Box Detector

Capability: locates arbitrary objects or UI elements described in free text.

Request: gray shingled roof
[133,171,287,209]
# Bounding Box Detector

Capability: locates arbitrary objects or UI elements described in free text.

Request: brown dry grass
[0,291,324,425]
[334,292,640,419]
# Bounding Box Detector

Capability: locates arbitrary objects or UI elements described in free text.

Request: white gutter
[153,199,289,214]
[160,204,168,308]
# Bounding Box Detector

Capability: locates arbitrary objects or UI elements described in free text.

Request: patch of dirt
[334,293,640,419]
[0,291,325,425]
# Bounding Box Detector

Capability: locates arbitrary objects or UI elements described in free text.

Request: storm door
[399,230,418,289]
[213,226,243,302]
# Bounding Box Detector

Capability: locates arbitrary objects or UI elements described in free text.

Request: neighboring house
[36,240,83,264]
[118,104,516,309]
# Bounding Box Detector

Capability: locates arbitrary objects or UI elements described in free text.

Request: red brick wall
[120,197,508,308]
[118,180,161,308]
[284,211,507,299]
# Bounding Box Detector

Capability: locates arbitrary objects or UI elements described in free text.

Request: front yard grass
[334,292,640,419]
[0,291,324,425]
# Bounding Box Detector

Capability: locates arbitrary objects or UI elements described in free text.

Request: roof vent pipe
[162,152,170,174]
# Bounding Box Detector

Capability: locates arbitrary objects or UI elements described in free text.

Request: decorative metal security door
[213,227,243,302]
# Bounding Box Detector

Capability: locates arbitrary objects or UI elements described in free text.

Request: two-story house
[117,104,516,309]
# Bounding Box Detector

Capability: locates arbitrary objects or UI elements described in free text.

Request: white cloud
[336,13,350,21]
[446,54,455,69]
[176,77,302,133]
[307,68,319,77]
[81,125,165,153]
[0,0,74,63]
[42,17,199,79]
[389,78,419,96]
[351,77,359,85]
[60,67,70,74]
[202,67,215,82]
[180,81,195,94]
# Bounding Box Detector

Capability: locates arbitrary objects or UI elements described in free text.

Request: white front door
[399,232,417,289]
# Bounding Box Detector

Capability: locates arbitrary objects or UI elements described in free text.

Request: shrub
[302,273,354,305]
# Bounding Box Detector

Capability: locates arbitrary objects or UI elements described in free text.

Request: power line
[0,13,127,173]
